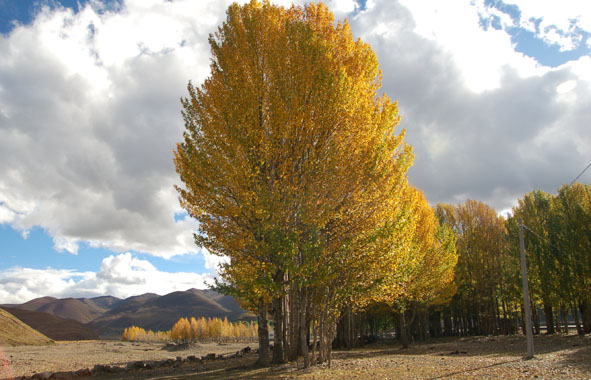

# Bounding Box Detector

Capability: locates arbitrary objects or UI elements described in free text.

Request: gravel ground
[0,340,256,378]
[295,334,591,380]
[1,334,590,379]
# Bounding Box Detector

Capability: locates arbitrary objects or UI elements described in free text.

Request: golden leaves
[174,0,417,331]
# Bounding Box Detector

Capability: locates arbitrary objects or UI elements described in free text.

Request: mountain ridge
[4,289,254,339]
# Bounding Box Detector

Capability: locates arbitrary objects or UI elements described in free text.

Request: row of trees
[508,183,591,336]
[121,317,258,342]
[121,317,258,343]
[376,183,590,343]
[170,316,258,342]
[173,0,589,368]
[122,326,170,342]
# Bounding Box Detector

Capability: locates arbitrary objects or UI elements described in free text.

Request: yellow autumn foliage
[122,317,258,343]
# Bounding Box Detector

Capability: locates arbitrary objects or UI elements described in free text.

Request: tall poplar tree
[174,0,412,366]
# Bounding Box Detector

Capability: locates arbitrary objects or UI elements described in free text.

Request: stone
[91,365,106,374]
[104,366,125,373]
[126,361,145,370]
[32,372,53,380]
[72,368,91,377]
[50,372,74,379]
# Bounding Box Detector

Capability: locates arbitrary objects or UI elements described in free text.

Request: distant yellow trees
[121,326,169,342]
[121,317,257,343]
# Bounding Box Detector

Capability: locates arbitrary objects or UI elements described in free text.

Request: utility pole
[518,219,535,359]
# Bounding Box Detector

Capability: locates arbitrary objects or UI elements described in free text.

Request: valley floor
[2,334,590,379]
[0,340,254,379]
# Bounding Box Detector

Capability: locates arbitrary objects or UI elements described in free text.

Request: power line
[570,161,591,185]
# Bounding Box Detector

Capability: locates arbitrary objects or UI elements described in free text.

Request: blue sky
[0,0,589,303]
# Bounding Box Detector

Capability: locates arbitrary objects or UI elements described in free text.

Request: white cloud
[0,253,212,303]
[0,0,233,260]
[351,0,591,209]
[0,204,16,224]
[556,79,577,94]
[394,0,544,93]
[0,0,590,273]
[324,0,358,17]
[503,0,591,51]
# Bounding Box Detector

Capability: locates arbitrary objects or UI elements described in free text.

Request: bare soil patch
[2,334,590,379]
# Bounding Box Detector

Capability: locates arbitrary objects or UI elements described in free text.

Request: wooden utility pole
[518,219,535,359]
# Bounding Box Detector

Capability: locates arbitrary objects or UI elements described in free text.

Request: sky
[0,0,589,304]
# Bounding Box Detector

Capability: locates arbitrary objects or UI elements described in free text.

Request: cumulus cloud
[503,0,591,51]
[0,0,589,271]
[350,0,591,210]
[0,0,233,259]
[0,253,212,303]
[397,0,545,93]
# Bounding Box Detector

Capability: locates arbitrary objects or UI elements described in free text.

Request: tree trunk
[531,301,540,334]
[398,312,409,348]
[543,302,555,334]
[520,305,526,335]
[442,308,452,336]
[256,299,270,366]
[501,298,509,334]
[572,302,584,336]
[579,300,591,334]
[560,305,568,334]
[272,296,286,363]
[300,288,310,368]
[287,288,297,361]
[311,319,318,365]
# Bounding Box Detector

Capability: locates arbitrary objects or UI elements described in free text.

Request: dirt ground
[0,340,254,379]
[2,334,590,379]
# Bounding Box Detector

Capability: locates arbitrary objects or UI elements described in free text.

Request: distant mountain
[202,289,248,315]
[5,289,254,339]
[89,296,121,309]
[0,307,53,346]
[16,296,59,311]
[104,293,159,315]
[88,289,254,339]
[2,307,99,341]
[34,298,105,323]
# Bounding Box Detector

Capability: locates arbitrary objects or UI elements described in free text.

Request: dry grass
[0,308,53,348]
[2,333,590,379]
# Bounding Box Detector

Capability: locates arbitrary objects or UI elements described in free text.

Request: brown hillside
[32,298,105,323]
[104,293,159,315]
[14,296,58,311]
[0,308,53,346]
[2,307,99,341]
